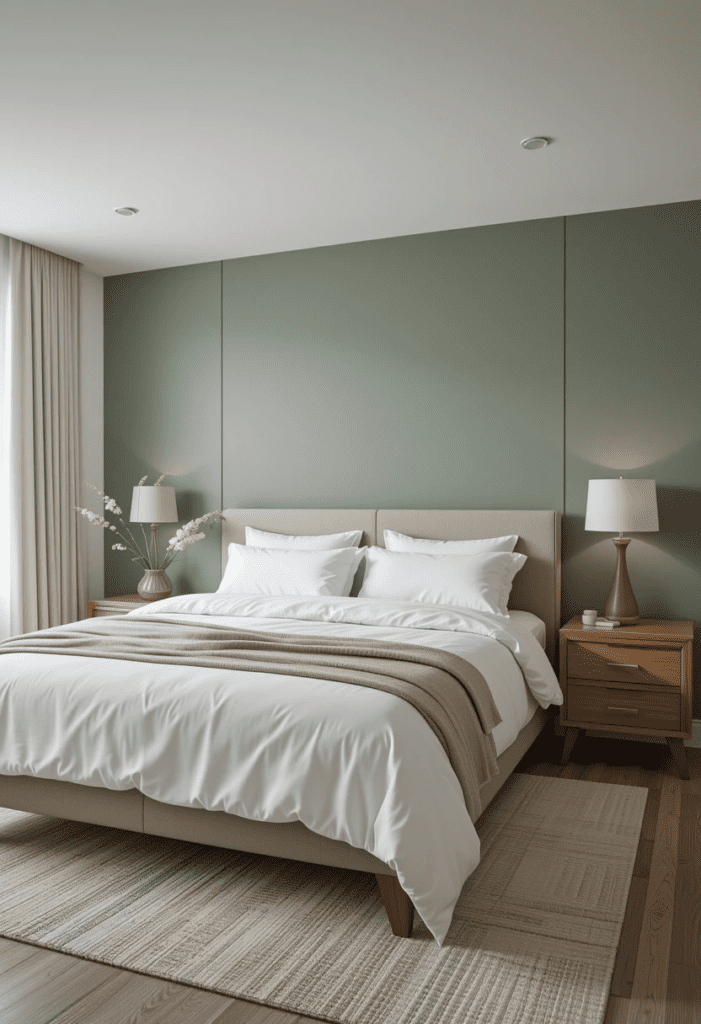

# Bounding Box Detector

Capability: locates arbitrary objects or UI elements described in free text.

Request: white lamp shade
[585,478,659,533]
[130,485,178,523]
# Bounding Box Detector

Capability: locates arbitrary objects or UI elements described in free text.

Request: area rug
[0,774,647,1024]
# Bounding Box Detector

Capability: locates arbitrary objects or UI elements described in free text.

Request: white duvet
[0,594,562,944]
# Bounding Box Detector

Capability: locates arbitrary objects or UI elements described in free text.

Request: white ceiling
[1,1,700,277]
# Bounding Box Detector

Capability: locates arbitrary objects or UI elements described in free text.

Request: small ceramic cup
[581,609,598,627]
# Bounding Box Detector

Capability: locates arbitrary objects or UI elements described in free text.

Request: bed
[0,508,562,944]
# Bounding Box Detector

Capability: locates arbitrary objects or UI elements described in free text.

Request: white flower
[78,485,221,572]
[164,511,221,558]
[138,475,148,486]
[81,486,122,518]
[169,531,206,552]
[154,474,166,486]
[75,507,111,529]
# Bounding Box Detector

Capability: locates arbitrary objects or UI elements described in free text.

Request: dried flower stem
[77,480,221,573]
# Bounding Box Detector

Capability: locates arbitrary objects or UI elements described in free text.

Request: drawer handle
[606,706,639,715]
[606,663,639,670]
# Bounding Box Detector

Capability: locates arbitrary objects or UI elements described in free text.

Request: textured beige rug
[0,775,647,1024]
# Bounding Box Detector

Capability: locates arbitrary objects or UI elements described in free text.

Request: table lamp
[584,477,659,624]
[130,484,178,599]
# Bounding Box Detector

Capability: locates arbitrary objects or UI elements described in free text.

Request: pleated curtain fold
[0,235,85,638]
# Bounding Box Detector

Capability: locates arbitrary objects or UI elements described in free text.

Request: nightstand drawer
[567,641,680,688]
[567,683,681,731]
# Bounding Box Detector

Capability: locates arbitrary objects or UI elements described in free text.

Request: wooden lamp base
[604,537,640,624]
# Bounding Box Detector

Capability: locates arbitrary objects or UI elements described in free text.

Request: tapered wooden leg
[666,737,690,780]
[375,873,414,938]
[561,726,580,766]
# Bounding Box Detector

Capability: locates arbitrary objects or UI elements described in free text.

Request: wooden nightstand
[86,595,151,617]
[559,617,693,779]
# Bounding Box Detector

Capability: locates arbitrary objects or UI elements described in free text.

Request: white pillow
[218,544,362,598]
[357,547,527,616]
[383,529,518,554]
[245,526,365,596]
[245,526,363,549]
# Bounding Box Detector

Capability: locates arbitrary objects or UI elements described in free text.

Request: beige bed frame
[0,508,561,937]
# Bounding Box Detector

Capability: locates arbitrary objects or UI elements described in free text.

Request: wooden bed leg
[560,726,580,766]
[375,873,414,938]
[666,737,690,780]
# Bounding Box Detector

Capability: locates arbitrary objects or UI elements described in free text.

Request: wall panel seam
[563,215,567,517]
[220,260,224,512]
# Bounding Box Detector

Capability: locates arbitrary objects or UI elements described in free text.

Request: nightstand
[559,617,693,779]
[86,595,151,617]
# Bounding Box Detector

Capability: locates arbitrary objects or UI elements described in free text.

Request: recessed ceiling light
[520,137,550,151]
[114,207,139,216]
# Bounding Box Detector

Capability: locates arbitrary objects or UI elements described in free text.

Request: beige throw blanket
[0,617,502,820]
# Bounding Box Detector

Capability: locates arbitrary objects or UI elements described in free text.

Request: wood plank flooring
[0,729,697,1023]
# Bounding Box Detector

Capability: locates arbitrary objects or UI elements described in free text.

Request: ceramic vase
[137,569,172,602]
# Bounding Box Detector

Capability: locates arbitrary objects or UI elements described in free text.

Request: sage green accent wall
[103,200,700,716]
[564,201,701,717]
[222,220,564,510]
[103,262,222,596]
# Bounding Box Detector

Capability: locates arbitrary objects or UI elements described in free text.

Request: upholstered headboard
[221,509,562,662]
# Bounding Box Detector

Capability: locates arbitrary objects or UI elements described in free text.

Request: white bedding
[509,609,547,649]
[0,593,562,944]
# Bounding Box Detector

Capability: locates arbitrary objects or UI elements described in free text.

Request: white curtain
[0,235,85,639]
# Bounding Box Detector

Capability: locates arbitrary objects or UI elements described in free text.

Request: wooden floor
[0,728,698,1023]
[520,731,701,1024]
